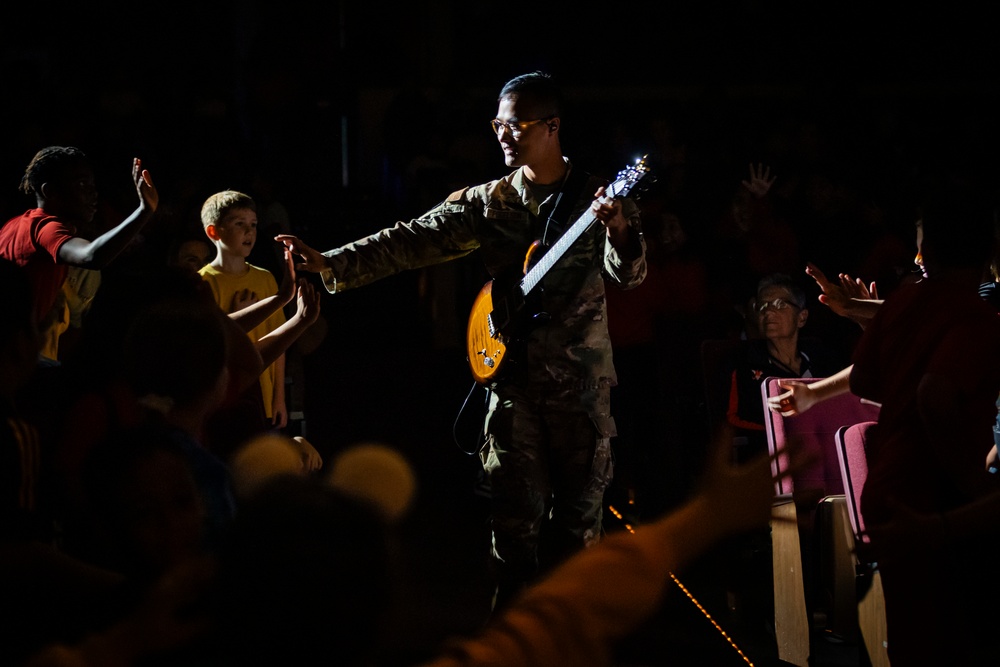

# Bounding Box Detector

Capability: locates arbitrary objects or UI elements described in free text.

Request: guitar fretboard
[522,212,596,294]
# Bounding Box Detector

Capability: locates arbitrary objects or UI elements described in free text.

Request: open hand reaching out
[741,163,775,199]
[134,157,159,213]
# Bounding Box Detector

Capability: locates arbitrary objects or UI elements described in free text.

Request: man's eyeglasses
[755,298,800,314]
[490,115,555,138]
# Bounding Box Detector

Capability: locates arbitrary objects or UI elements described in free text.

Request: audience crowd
[2,76,998,667]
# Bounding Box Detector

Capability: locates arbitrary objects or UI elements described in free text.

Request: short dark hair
[499,71,561,118]
[200,190,256,230]
[19,146,90,196]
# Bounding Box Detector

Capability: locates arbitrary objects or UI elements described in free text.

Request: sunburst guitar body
[466,281,508,385]
[465,156,651,385]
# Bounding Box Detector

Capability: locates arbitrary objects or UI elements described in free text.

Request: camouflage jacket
[320,160,646,397]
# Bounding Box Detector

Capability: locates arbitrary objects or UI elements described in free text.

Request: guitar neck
[521,211,596,294]
[518,158,646,296]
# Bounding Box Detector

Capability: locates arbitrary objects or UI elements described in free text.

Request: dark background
[3,0,998,218]
[4,2,998,663]
[4,0,998,469]
[4,0,999,474]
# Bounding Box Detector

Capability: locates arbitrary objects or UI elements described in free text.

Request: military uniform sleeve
[602,196,646,289]
[320,188,483,293]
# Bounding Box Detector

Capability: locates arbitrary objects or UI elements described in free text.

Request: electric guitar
[466,156,652,385]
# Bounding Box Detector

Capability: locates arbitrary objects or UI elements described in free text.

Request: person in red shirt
[847,187,1000,666]
[769,178,1000,665]
[0,146,158,327]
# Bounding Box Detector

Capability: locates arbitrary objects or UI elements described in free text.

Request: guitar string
[522,162,646,293]
[462,166,754,662]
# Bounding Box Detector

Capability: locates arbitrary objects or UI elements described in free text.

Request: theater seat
[760,376,881,665]
[835,421,890,667]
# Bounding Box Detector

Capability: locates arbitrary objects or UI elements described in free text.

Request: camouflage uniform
[318,159,646,595]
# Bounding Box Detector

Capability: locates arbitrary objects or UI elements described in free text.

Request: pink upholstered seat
[761,377,883,662]
[835,421,878,546]
[762,376,881,501]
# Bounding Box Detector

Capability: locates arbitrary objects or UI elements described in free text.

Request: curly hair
[19,146,89,196]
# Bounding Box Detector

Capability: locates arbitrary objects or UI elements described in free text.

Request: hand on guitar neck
[466,156,652,385]
[590,185,630,247]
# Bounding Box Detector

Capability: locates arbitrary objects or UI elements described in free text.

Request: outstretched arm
[428,428,798,667]
[228,248,298,332]
[57,158,159,269]
[274,234,331,274]
[256,279,322,370]
[767,365,855,417]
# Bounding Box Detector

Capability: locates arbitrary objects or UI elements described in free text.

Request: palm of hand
[741,163,775,198]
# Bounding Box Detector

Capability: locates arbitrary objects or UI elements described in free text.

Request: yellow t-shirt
[199,263,286,419]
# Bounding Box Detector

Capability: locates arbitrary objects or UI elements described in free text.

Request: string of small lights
[607,502,755,667]
[667,571,755,666]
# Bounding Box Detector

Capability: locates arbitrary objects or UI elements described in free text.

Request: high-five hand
[274,234,328,273]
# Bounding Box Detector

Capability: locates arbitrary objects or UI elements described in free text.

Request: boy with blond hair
[199,190,287,429]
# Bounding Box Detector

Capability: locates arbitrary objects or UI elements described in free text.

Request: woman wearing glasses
[725,272,845,462]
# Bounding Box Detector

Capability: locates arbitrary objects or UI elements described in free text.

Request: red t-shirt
[850,278,1000,526]
[0,209,76,324]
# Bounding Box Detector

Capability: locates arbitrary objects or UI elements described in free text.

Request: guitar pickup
[487,313,500,338]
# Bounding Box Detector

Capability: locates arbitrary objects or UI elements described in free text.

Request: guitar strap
[541,166,591,247]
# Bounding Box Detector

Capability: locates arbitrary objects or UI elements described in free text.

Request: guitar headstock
[611,154,654,199]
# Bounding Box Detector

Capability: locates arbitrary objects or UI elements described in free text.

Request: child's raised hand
[276,247,297,304]
[741,162,775,199]
[294,279,321,326]
[275,234,327,273]
[133,157,159,213]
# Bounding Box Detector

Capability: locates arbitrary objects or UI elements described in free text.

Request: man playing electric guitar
[277,71,647,610]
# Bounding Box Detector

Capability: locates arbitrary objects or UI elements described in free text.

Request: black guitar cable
[452,379,491,456]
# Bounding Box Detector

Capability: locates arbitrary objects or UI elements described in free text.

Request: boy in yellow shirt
[198,190,287,429]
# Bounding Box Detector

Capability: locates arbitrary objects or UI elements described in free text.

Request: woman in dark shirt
[726,273,844,461]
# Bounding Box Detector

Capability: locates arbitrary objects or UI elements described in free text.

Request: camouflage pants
[481,385,615,593]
